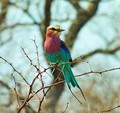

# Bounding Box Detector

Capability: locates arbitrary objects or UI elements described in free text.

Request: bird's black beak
[57,28,65,32]
[60,28,65,32]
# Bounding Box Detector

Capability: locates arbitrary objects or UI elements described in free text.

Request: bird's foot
[50,62,58,68]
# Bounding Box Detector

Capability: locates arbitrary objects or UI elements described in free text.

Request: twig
[98,104,120,113]
[0,56,29,86]
[11,72,21,107]
[33,38,41,70]
[63,102,69,113]
[21,47,39,71]
[21,47,42,100]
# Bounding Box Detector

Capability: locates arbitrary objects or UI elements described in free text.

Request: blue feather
[61,41,72,61]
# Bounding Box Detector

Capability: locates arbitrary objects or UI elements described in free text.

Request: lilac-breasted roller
[44,25,86,103]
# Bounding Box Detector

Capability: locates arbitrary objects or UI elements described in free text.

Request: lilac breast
[44,36,61,55]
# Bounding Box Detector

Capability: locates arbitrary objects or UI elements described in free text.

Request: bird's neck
[44,33,61,54]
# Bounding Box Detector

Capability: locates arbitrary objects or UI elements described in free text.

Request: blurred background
[0,0,120,113]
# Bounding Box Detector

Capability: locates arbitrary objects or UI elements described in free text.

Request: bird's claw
[50,62,58,68]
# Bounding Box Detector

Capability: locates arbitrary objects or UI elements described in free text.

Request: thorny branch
[98,104,120,113]
[63,102,69,113]
[0,53,120,112]
[11,72,21,107]
[0,56,29,86]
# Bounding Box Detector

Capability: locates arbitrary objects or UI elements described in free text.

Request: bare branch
[0,0,9,24]
[69,0,81,10]
[45,0,53,29]
[0,23,40,31]
[63,102,69,113]
[66,0,100,50]
[98,104,120,113]
[1,52,120,112]
[41,0,53,43]
[11,73,21,107]
[9,2,39,24]
[72,46,120,66]
[0,80,11,89]
[0,56,30,86]
[17,65,120,113]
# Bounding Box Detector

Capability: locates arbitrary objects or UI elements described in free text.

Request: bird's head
[46,25,64,37]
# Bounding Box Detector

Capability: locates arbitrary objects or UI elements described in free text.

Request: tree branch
[0,0,9,25]
[72,46,120,66]
[66,0,100,50]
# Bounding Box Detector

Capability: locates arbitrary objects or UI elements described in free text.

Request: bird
[44,25,86,103]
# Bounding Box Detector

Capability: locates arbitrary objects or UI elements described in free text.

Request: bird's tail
[60,64,86,102]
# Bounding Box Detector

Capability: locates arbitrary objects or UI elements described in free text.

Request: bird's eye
[51,28,56,30]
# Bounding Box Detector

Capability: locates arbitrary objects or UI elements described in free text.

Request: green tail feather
[61,64,79,88]
[60,64,86,101]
